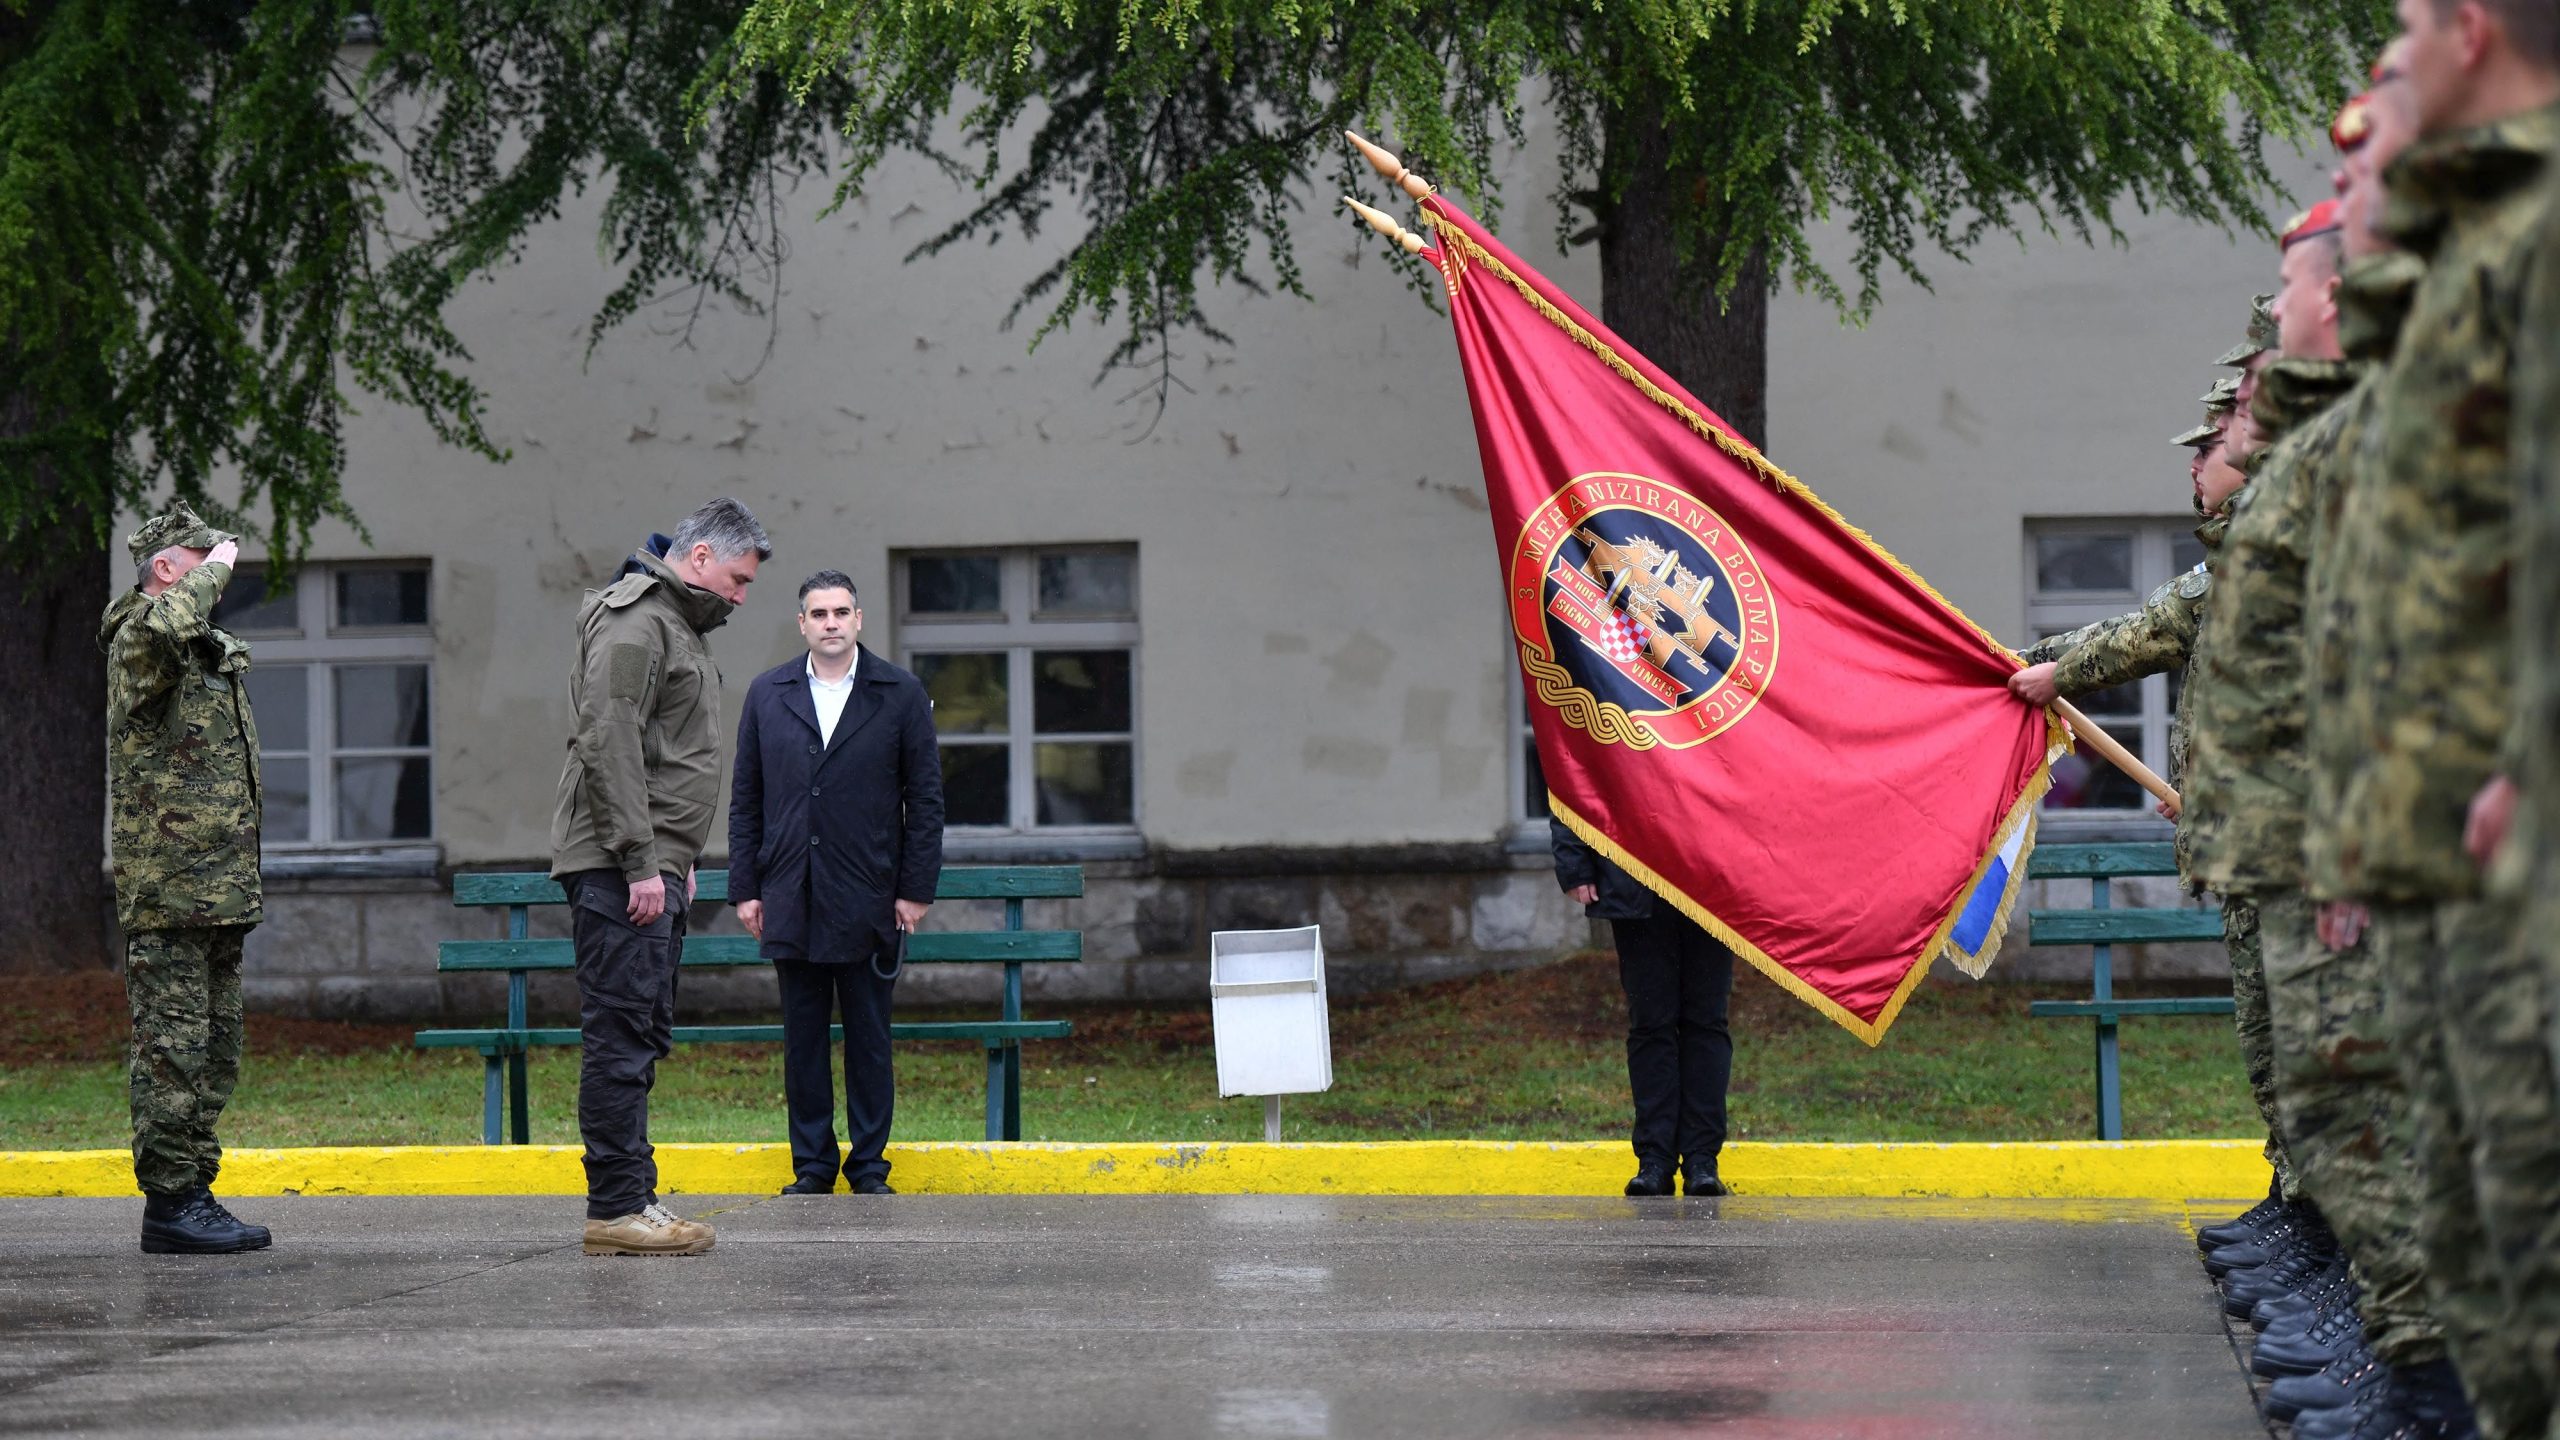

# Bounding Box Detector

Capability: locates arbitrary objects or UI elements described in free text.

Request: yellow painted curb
[0,1139,2268,1200]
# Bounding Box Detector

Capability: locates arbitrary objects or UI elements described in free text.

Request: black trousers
[568,871,686,1221]
[775,953,897,1185]
[1610,910,1736,1173]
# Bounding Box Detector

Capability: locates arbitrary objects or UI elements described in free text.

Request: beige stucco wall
[206,120,2334,867]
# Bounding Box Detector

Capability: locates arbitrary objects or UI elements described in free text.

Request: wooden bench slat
[2029,998,2235,1018]
[437,930,1082,971]
[414,1020,1073,1049]
[453,866,1085,908]
[2027,908,2226,945]
[2024,842,2180,880]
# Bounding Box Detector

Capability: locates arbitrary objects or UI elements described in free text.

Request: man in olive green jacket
[552,497,767,1256]
[2311,2,2560,1430]
[101,502,275,1256]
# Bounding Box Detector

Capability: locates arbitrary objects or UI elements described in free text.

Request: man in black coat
[729,570,944,1195]
[1551,814,1735,1198]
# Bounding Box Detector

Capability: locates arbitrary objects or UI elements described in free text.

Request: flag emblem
[1511,472,1780,748]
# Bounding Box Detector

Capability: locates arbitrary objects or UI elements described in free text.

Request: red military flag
[1411,196,2060,1043]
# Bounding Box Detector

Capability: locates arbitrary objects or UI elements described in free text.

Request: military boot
[2255,1265,2359,1333]
[2196,1178,2285,1253]
[2223,1234,2344,1318]
[2206,1201,2326,1278]
[2289,1360,2478,1440]
[2263,1343,2388,1423]
[2253,1303,2369,1378]
[140,1190,273,1254]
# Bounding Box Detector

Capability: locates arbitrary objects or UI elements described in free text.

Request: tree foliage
[0,0,849,573]
[711,0,2395,402]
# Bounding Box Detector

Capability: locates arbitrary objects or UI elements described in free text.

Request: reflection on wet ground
[0,1195,2258,1438]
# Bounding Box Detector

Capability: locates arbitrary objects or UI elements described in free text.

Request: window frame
[895,546,1142,841]
[2023,518,2200,837]
[217,561,437,858]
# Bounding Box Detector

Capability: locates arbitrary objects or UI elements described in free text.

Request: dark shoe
[2206,1202,2326,1277]
[2291,1363,2473,1440]
[2198,1178,2285,1252]
[140,1191,272,1255]
[2225,1251,2348,1319]
[779,1174,834,1196]
[2264,1345,2387,1423]
[2253,1263,2357,1331]
[1681,1165,1729,1198]
[1624,1164,1675,1197]
[849,1175,896,1196]
[2253,1305,2367,1378]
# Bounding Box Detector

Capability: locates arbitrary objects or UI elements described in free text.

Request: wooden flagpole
[1341,197,1427,254]
[2052,698,2181,818]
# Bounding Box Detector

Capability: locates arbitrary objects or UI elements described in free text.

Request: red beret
[2333,94,2373,154]
[2282,199,2343,250]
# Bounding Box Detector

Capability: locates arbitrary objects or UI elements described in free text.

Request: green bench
[2023,841,2232,1140]
[415,866,1082,1145]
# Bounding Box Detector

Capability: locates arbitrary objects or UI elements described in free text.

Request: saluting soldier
[2308,2,2560,1433]
[102,502,272,1255]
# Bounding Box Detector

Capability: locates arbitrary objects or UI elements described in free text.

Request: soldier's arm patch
[606,642,654,704]
[2174,569,2212,600]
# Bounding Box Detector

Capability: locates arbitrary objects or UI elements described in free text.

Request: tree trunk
[0,387,113,974]
[1597,110,1771,450]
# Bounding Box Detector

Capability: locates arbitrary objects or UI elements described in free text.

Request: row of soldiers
[2010,5,2560,1437]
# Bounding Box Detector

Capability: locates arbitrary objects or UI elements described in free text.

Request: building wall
[183,119,2322,1014]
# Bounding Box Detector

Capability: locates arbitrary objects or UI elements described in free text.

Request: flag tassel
[2053,698,2181,818]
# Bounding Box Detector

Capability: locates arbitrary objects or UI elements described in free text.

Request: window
[2023,520,2205,821]
[211,563,435,850]
[897,548,1138,835]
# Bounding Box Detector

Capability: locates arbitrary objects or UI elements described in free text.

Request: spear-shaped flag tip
[1344,130,1433,200]
[1342,196,1427,255]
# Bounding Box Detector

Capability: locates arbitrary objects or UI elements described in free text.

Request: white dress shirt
[807,650,858,748]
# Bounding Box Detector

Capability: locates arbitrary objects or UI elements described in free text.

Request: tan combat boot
[582,1201,715,1256]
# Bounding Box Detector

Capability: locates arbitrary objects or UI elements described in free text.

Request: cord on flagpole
[2052,698,2182,819]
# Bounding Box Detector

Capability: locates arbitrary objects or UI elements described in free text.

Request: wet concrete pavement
[0,1195,2260,1438]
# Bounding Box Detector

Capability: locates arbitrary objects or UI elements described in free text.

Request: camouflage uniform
[2187,261,2443,1365]
[2520,181,2560,1181]
[2320,105,2560,1440]
[99,504,261,1198]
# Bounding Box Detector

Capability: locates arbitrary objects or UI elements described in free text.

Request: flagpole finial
[1342,196,1428,256]
[1344,130,1433,200]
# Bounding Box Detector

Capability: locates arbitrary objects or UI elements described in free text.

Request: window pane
[2041,725,2149,812]
[1523,736,1551,820]
[914,653,1008,735]
[335,567,430,628]
[1033,650,1132,734]
[1035,551,1134,617]
[335,665,431,748]
[244,665,310,752]
[2169,534,2207,575]
[263,757,311,844]
[908,554,1002,616]
[211,565,299,634]
[1035,741,1134,826]
[940,743,1010,826]
[335,756,432,840]
[2034,534,2134,594]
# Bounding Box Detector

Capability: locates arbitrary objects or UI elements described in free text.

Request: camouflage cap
[2199,374,2241,411]
[2215,293,2279,367]
[124,501,237,567]
[2171,418,2223,448]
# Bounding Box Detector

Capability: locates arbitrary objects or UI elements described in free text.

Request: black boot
[2206,1201,2325,1277]
[1681,1161,1728,1197]
[1625,1163,1675,1197]
[140,1190,272,1255]
[2263,1344,2388,1424]
[2197,1177,2285,1253]
[2290,1360,2476,1440]
[2225,1248,2347,1320]
[2253,1262,2357,1332]
[2252,1304,2367,1378]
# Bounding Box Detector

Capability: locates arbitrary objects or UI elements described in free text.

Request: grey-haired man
[551,498,768,1255]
